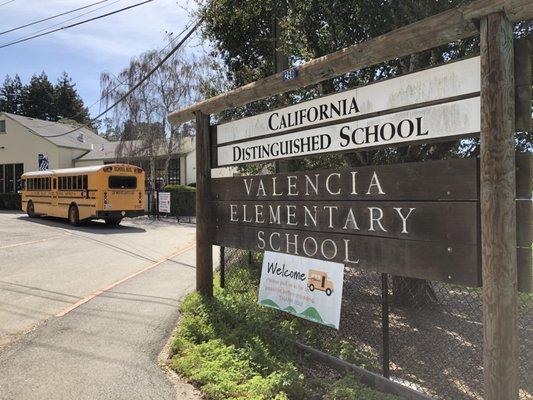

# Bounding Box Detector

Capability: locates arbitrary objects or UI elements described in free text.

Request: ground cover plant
[170,261,400,400]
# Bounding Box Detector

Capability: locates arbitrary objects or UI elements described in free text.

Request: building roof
[22,163,140,177]
[2,112,108,151]
[1,112,195,162]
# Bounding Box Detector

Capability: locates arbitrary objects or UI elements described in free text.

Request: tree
[100,43,209,189]
[0,74,23,114]
[54,72,91,125]
[20,72,56,121]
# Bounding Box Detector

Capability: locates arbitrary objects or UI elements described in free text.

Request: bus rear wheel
[27,201,36,218]
[105,218,122,227]
[68,205,80,226]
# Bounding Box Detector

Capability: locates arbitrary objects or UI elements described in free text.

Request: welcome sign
[258,251,344,329]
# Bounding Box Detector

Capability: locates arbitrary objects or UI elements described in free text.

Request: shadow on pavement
[16,215,146,234]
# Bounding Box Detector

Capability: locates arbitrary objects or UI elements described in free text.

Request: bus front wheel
[105,218,122,227]
[27,201,36,218]
[68,205,80,226]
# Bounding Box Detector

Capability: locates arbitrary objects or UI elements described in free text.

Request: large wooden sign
[212,156,532,288]
[212,159,481,286]
[215,57,480,167]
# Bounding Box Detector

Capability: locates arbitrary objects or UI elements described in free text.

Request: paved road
[0,211,203,399]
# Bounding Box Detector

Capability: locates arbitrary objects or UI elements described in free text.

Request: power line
[44,18,202,138]
[26,16,198,132]
[0,0,155,50]
[0,0,16,7]
[0,0,113,36]
[0,0,123,48]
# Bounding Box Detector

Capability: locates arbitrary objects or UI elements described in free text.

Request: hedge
[163,184,196,217]
[0,193,21,210]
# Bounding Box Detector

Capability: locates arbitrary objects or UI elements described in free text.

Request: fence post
[195,111,213,297]
[220,246,225,289]
[381,273,390,379]
[479,12,518,400]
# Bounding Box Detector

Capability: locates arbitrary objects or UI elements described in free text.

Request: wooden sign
[213,159,481,286]
[215,57,481,167]
[212,155,532,288]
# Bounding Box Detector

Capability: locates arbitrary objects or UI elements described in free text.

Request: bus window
[83,175,88,189]
[67,176,72,190]
[109,176,137,189]
[53,178,56,190]
[77,176,83,189]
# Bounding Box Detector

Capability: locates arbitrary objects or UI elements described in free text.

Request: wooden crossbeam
[168,0,533,125]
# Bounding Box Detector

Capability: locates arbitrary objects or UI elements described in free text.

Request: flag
[38,154,49,171]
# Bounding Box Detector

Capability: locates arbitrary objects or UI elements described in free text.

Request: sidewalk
[0,245,200,400]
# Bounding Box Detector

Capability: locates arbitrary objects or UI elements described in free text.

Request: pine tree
[20,72,56,120]
[0,74,23,114]
[54,72,91,125]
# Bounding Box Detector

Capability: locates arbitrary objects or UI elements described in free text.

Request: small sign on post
[158,191,171,214]
[282,67,298,82]
[258,251,344,329]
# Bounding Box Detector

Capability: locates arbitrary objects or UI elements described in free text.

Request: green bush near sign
[170,263,396,400]
[0,193,21,210]
[163,184,196,217]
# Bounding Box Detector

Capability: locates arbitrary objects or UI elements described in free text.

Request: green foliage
[163,185,196,217]
[21,72,55,121]
[0,71,90,125]
[171,264,398,399]
[0,75,23,114]
[324,375,400,400]
[54,72,91,125]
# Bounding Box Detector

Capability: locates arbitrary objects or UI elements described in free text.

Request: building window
[0,163,23,192]
[0,120,5,133]
[168,158,180,185]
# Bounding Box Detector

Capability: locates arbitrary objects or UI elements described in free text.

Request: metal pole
[381,273,390,379]
[220,246,225,289]
[156,190,160,220]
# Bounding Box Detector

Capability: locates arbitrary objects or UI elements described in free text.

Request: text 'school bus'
[21,164,145,227]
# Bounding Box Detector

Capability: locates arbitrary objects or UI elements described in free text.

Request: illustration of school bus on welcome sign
[307,269,334,296]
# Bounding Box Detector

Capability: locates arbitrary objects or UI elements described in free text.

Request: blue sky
[0,0,203,119]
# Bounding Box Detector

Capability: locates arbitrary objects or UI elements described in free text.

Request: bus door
[51,177,58,208]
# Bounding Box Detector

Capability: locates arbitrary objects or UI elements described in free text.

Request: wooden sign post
[195,111,213,297]
[480,13,518,400]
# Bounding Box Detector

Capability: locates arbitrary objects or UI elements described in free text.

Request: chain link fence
[219,247,533,400]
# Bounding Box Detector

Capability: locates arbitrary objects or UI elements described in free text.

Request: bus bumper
[95,210,145,219]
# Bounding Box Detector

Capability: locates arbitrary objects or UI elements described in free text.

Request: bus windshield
[108,176,137,189]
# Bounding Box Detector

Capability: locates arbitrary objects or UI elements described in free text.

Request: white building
[0,112,198,192]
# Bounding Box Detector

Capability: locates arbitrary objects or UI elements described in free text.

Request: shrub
[170,264,400,400]
[163,184,196,217]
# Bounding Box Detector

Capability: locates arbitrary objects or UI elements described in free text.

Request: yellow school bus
[21,164,145,226]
